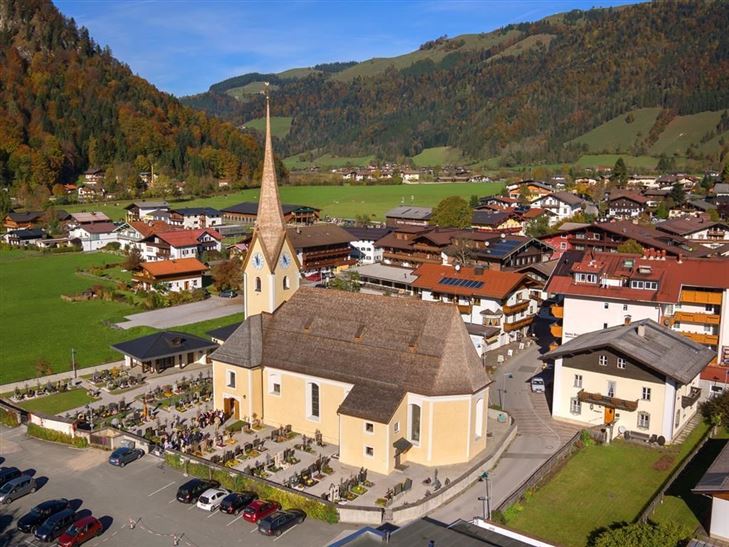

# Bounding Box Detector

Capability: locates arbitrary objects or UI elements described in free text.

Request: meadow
[63,182,504,222]
[243,116,292,138]
[0,250,243,384]
[568,107,661,153]
[411,146,464,167]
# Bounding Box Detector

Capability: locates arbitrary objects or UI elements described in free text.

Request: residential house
[655,215,729,248]
[77,185,103,202]
[83,168,105,185]
[401,170,421,183]
[140,228,222,261]
[384,206,432,228]
[606,190,649,218]
[713,183,729,199]
[133,257,208,292]
[640,188,670,208]
[286,224,356,276]
[124,201,169,222]
[69,222,118,251]
[346,263,417,295]
[477,196,520,209]
[412,263,539,354]
[530,192,589,225]
[2,228,46,247]
[544,319,712,443]
[221,202,320,225]
[471,211,522,233]
[169,207,223,229]
[656,174,696,190]
[70,212,111,226]
[506,181,553,201]
[3,211,44,230]
[693,441,729,542]
[343,226,390,264]
[113,221,179,251]
[112,331,218,374]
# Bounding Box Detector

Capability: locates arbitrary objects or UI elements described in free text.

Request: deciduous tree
[616,239,644,254]
[431,196,472,228]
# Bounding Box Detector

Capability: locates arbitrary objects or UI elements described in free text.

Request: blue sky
[55,0,636,97]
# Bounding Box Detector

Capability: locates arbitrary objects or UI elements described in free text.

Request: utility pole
[478,471,491,520]
[71,348,77,380]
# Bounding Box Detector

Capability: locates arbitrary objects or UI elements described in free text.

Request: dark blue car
[17,498,70,533]
[34,508,75,542]
[108,447,144,467]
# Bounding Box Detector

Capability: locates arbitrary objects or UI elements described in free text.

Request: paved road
[0,362,125,395]
[0,427,354,547]
[116,296,242,330]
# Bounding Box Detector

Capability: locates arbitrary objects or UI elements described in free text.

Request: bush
[225,420,244,433]
[26,423,88,448]
[0,407,20,428]
[590,521,690,547]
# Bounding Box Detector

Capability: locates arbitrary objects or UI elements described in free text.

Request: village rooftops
[124,220,181,238]
[75,222,117,234]
[655,216,728,236]
[542,319,715,385]
[70,212,111,224]
[537,191,587,206]
[693,441,729,495]
[412,263,533,300]
[286,224,355,248]
[138,258,208,277]
[112,331,218,361]
[171,207,221,216]
[221,202,320,215]
[607,190,649,204]
[342,226,391,241]
[384,206,433,220]
[148,228,222,247]
[124,201,169,210]
[349,263,418,285]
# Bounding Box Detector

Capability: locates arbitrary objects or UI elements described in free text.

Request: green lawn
[18,389,97,415]
[0,250,244,384]
[283,153,375,170]
[575,153,658,170]
[64,182,503,222]
[506,422,710,547]
[569,108,661,153]
[649,110,726,156]
[411,146,464,167]
[243,116,292,138]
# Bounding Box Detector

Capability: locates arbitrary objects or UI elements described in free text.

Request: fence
[637,424,713,523]
[0,399,28,425]
[496,429,583,513]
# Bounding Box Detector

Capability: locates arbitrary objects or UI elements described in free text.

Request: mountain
[182,2,729,168]
[0,0,266,200]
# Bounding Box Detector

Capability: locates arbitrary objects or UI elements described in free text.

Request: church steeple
[255,84,287,266]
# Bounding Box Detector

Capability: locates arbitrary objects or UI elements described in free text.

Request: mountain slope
[183,2,729,166]
[0,0,265,196]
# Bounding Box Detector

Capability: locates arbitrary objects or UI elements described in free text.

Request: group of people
[157,409,228,453]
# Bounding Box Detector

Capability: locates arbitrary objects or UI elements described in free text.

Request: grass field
[0,250,244,384]
[575,153,658,170]
[18,389,97,415]
[649,110,725,157]
[283,152,375,170]
[411,146,464,167]
[507,422,710,547]
[64,182,503,222]
[569,108,661,153]
[243,116,292,138]
[225,81,279,102]
[488,33,555,62]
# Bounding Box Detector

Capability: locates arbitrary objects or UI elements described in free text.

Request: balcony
[673,311,721,325]
[550,323,563,338]
[680,331,719,346]
[503,315,534,333]
[680,289,723,305]
[503,301,530,315]
[551,304,564,319]
[457,303,473,315]
[681,387,702,409]
[577,390,639,412]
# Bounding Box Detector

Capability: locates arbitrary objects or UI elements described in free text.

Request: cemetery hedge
[164,452,339,523]
[26,423,88,448]
[0,407,20,427]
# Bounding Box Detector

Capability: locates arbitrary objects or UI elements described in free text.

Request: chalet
[286,224,356,276]
[471,211,522,233]
[606,190,649,218]
[656,174,696,190]
[70,212,111,226]
[477,196,520,209]
[112,331,218,374]
[169,207,222,229]
[530,192,589,225]
[343,226,390,264]
[384,206,432,227]
[221,202,320,225]
[114,221,179,251]
[3,211,44,230]
[693,441,729,542]
[655,216,729,248]
[506,180,552,200]
[140,228,222,261]
[133,257,208,292]
[640,188,669,208]
[2,228,46,247]
[401,170,421,182]
[125,201,169,222]
[68,222,118,251]
[83,168,105,185]
[77,185,103,202]
[544,320,712,444]
[412,263,539,354]
[144,209,171,223]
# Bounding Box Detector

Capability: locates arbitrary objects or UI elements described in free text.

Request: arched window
[255,277,262,292]
[409,403,421,443]
[307,382,320,418]
[283,276,290,290]
[475,398,484,439]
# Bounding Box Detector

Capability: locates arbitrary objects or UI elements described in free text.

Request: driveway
[0,427,353,547]
[116,296,242,330]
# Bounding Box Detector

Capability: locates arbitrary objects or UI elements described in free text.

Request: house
[140,228,222,261]
[477,196,520,209]
[77,185,103,202]
[384,206,432,227]
[530,192,588,225]
[693,441,729,542]
[345,263,417,295]
[286,224,356,276]
[714,183,729,198]
[412,263,539,354]
[3,211,44,230]
[83,168,105,185]
[169,207,222,229]
[606,190,649,218]
[124,201,169,222]
[112,331,218,374]
[2,228,46,247]
[471,211,522,233]
[640,188,669,208]
[133,257,208,292]
[655,215,729,248]
[656,174,696,190]
[68,222,118,251]
[143,209,171,223]
[343,226,390,264]
[113,220,179,251]
[506,181,553,201]
[221,202,320,225]
[543,320,712,443]
[401,171,420,183]
[206,322,243,345]
[70,212,111,226]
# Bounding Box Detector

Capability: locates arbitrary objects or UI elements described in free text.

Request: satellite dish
[617,425,626,434]
[455,264,462,272]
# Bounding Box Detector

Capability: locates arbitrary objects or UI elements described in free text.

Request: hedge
[0,408,20,428]
[26,423,88,448]
[164,453,339,523]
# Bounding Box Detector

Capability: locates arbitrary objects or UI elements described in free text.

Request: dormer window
[575,273,597,284]
[630,280,658,290]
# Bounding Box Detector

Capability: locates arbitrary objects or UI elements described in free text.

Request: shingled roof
[693,442,729,495]
[212,288,490,422]
[541,319,715,384]
[112,331,218,361]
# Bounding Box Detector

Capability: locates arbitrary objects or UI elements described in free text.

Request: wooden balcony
[577,390,639,412]
[673,311,721,325]
[551,304,564,319]
[457,303,473,315]
[550,323,563,338]
[503,301,530,315]
[680,289,723,305]
[503,315,534,333]
[681,387,702,409]
[680,331,719,346]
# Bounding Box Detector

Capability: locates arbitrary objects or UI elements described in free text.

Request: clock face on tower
[279,251,292,269]
[252,252,264,270]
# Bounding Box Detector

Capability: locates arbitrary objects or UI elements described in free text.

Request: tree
[654,201,669,220]
[591,521,689,547]
[354,214,370,227]
[329,271,360,292]
[701,389,729,430]
[518,184,531,205]
[430,196,472,228]
[525,215,552,237]
[211,257,242,291]
[123,247,143,271]
[616,239,644,254]
[669,182,686,205]
[721,162,729,183]
[657,155,676,174]
[611,158,628,187]
[469,195,480,208]
[0,190,11,218]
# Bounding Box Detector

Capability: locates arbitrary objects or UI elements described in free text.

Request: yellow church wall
[469,388,489,460]
[244,237,300,317]
[212,361,263,420]
[338,415,392,475]
[429,398,471,464]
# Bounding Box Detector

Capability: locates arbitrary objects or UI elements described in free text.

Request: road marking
[148,481,176,496]
[207,509,218,518]
[249,526,259,533]
[273,527,295,542]
[226,515,243,526]
[187,504,197,511]
[168,498,176,504]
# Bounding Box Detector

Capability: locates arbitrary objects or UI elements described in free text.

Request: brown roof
[608,190,649,205]
[154,228,222,247]
[78,222,117,234]
[140,258,208,277]
[286,224,355,249]
[212,288,490,423]
[412,263,531,299]
[655,216,728,236]
[129,220,179,238]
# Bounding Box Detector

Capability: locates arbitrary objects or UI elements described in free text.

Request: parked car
[57,515,103,547]
[0,475,36,504]
[17,498,71,533]
[242,500,281,524]
[0,467,21,487]
[108,447,144,467]
[219,289,237,298]
[34,508,76,542]
[530,377,545,393]
[258,509,306,537]
[196,488,229,511]
[220,491,257,515]
[176,479,220,504]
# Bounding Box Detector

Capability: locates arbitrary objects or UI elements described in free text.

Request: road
[115,296,242,330]
[0,427,353,547]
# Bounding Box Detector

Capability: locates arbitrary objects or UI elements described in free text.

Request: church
[211,93,492,475]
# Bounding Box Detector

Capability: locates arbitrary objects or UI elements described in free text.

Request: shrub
[27,423,88,448]
[0,407,20,428]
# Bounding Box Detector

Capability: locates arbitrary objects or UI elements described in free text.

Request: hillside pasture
[284,153,375,170]
[574,153,658,170]
[243,116,292,138]
[649,110,726,156]
[412,146,464,167]
[569,107,661,153]
[487,33,556,62]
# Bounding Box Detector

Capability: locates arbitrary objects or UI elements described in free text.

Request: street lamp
[85,404,93,430]
[478,471,491,520]
[71,348,77,380]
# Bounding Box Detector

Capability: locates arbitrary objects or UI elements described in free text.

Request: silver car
[530,377,546,393]
[0,475,37,504]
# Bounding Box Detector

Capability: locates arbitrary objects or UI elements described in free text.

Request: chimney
[637,324,645,338]
[624,315,632,326]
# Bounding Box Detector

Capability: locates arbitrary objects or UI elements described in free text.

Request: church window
[409,403,421,443]
[475,398,484,439]
[255,277,262,292]
[307,382,320,419]
[283,276,290,290]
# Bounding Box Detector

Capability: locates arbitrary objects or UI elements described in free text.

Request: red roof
[140,258,208,277]
[154,228,222,247]
[608,190,649,205]
[412,263,531,299]
[129,220,180,238]
[701,363,729,382]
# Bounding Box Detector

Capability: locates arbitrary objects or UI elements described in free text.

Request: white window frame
[599,355,608,366]
[642,387,651,401]
[226,370,236,388]
[394,421,400,433]
[574,374,583,388]
[637,412,650,429]
[570,397,581,415]
[268,372,281,396]
[617,358,626,369]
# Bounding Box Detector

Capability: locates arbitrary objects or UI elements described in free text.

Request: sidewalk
[0,361,125,395]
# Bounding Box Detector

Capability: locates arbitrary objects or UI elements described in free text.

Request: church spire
[254,84,287,265]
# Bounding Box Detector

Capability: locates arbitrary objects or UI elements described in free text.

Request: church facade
[211,93,492,476]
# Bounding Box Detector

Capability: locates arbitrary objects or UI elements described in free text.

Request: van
[530,377,546,394]
[0,475,37,504]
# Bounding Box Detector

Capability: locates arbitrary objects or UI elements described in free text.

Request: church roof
[211,288,491,423]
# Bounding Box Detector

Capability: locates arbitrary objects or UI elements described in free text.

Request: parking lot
[0,427,353,546]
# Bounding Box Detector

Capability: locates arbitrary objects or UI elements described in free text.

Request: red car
[242,500,281,524]
[57,515,102,547]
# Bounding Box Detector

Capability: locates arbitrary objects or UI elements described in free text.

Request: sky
[54,0,637,97]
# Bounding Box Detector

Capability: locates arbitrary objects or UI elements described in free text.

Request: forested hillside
[0,0,266,201]
[184,2,729,166]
